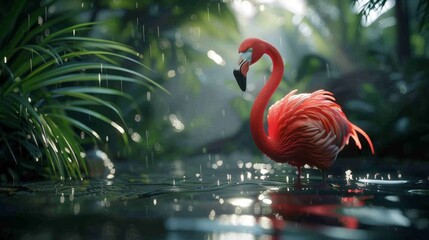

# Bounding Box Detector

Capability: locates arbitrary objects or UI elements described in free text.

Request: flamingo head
[233,38,266,91]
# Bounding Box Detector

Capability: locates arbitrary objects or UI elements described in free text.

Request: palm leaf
[0,1,166,180]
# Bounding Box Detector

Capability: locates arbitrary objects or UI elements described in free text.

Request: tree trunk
[395,0,411,65]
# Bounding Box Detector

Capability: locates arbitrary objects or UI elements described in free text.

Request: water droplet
[142,25,145,42]
[3,56,6,64]
[60,193,65,203]
[69,188,75,202]
[74,203,80,215]
[131,132,141,142]
[38,16,43,25]
[209,209,215,220]
[167,70,176,78]
[326,63,331,78]
[146,130,149,149]
[134,114,142,122]
[73,29,76,36]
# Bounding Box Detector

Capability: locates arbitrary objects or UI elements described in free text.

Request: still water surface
[1,156,428,239]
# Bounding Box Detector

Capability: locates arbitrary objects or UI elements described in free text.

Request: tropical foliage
[0,0,239,181]
[0,0,166,181]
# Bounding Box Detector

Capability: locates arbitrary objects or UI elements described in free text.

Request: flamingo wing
[267,90,373,169]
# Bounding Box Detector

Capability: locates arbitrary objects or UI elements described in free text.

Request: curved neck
[250,43,283,157]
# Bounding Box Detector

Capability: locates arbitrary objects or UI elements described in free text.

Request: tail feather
[351,123,375,154]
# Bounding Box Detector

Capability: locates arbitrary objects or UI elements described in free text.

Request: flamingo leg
[295,167,302,187]
[321,170,326,183]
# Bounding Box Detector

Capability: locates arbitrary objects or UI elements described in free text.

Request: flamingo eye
[240,48,253,63]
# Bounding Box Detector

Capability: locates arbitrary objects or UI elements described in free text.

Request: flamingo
[233,38,374,179]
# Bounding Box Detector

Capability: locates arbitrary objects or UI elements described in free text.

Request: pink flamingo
[233,38,374,179]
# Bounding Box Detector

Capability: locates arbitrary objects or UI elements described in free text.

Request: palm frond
[0,1,166,180]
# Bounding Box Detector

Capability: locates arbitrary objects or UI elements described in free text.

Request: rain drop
[74,203,80,215]
[142,25,145,42]
[145,130,149,149]
[167,70,176,78]
[60,193,65,203]
[326,63,331,78]
[38,16,43,25]
[131,132,141,142]
[209,209,215,220]
[134,114,142,122]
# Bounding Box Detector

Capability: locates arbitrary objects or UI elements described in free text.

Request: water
[1,157,428,239]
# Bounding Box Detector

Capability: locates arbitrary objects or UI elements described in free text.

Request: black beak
[233,69,247,91]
